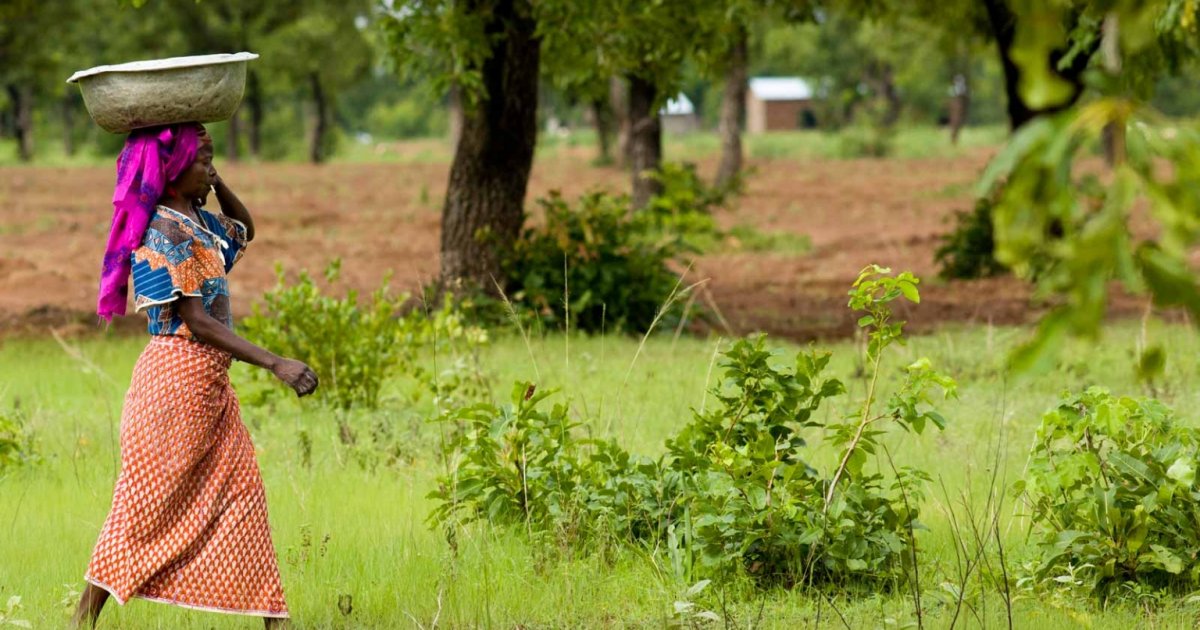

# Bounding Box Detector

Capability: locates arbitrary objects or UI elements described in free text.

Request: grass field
[0,125,1007,168]
[4,317,1200,628]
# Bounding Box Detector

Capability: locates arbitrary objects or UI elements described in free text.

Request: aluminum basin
[67,53,258,134]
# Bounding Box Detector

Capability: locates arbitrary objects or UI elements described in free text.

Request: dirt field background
[0,147,1122,339]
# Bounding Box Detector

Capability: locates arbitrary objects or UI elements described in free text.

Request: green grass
[666,125,1007,162]
[4,319,1200,627]
[0,124,1007,168]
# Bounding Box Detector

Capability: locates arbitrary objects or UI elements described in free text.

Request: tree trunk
[948,78,969,145]
[1101,14,1123,166]
[227,107,241,162]
[62,92,76,157]
[448,84,464,147]
[628,75,662,210]
[716,26,748,187]
[864,61,902,126]
[948,47,971,145]
[440,0,540,291]
[309,72,328,164]
[7,84,33,162]
[590,97,614,165]
[610,76,631,167]
[982,0,1095,130]
[879,64,901,126]
[247,70,263,158]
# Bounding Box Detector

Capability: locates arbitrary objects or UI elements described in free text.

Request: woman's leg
[71,584,109,628]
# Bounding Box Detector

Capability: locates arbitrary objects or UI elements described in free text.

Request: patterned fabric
[85,335,288,618]
[99,124,207,320]
[131,206,247,338]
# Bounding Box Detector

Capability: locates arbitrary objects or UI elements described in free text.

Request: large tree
[600,0,719,208]
[263,3,372,164]
[383,0,541,290]
[706,1,816,187]
[0,1,79,161]
[964,1,1200,368]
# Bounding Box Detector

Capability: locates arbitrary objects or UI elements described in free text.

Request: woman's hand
[178,298,317,398]
[209,169,256,241]
[272,358,319,397]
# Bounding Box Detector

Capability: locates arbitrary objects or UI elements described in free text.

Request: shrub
[506,190,685,334]
[1016,387,1200,601]
[935,196,1007,280]
[506,162,757,334]
[639,162,742,246]
[242,260,489,412]
[836,123,894,158]
[666,267,954,586]
[0,409,37,472]
[431,267,955,588]
[835,101,896,159]
[241,259,415,409]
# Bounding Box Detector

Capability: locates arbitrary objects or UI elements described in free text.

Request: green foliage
[1017,387,1200,600]
[935,195,1008,280]
[640,161,743,247]
[835,119,895,158]
[365,93,449,139]
[980,100,1200,371]
[429,382,631,551]
[506,161,756,333]
[239,258,488,413]
[432,268,955,589]
[723,224,811,255]
[0,410,37,473]
[675,267,953,585]
[506,190,685,334]
[242,259,413,409]
[977,2,1200,370]
[0,595,31,629]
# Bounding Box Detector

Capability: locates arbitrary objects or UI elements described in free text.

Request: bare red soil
[0,147,1137,339]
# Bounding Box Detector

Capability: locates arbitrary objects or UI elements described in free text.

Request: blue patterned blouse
[130,206,247,337]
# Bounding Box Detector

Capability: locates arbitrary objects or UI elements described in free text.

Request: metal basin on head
[67,52,259,134]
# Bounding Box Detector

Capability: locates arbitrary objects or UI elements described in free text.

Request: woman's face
[171,140,215,202]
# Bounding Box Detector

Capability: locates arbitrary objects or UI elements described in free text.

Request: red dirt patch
[0,148,1146,340]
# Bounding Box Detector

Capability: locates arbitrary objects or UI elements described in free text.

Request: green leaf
[1008,309,1069,374]
[1149,544,1186,574]
[1137,345,1167,383]
[1167,458,1195,487]
[897,281,920,304]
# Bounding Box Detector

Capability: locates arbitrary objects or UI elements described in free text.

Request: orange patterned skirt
[86,335,288,617]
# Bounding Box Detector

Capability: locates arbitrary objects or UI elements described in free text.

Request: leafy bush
[242,259,415,409]
[506,191,686,334]
[935,196,1007,280]
[639,162,742,246]
[667,267,953,586]
[506,162,758,334]
[242,259,489,411]
[1016,387,1200,600]
[0,409,37,472]
[836,123,894,158]
[431,382,597,548]
[432,267,955,588]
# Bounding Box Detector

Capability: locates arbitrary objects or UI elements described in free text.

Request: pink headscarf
[97,123,205,321]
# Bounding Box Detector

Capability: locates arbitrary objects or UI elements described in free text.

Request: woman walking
[73,122,318,628]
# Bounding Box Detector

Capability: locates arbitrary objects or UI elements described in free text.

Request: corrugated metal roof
[661,93,695,116]
[749,77,813,101]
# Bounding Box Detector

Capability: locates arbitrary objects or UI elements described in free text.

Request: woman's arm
[177,297,317,397]
[211,173,256,242]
